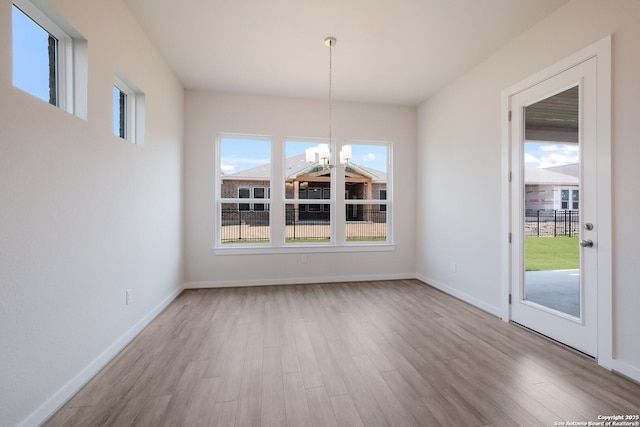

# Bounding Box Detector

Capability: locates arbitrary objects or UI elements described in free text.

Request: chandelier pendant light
[305,36,351,169]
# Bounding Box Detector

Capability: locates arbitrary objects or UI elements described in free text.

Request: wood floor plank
[261,346,287,427]
[327,339,389,427]
[181,377,221,427]
[215,321,250,402]
[236,333,263,427]
[210,401,237,427]
[352,354,417,427]
[381,370,442,427]
[292,318,325,389]
[44,281,640,427]
[158,360,208,426]
[306,321,350,397]
[340,312,394,372]
[330,394,365,427]
[280,319,301,374]
[283,372,313,427]
[305,386,339,427]
[131,394,172,427]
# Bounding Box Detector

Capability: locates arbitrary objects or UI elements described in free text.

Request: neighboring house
[525,164,579,212]
[221,153,387,223]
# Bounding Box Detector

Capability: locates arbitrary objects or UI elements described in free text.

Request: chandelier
[305,36,351,169]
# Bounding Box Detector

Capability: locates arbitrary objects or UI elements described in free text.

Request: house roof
[525,166,578,185]
[542,163,579,178]
[223,153,387,183]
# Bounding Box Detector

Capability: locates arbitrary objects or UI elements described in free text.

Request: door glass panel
[523,86,581,317]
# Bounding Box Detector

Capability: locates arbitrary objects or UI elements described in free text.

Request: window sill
[212,243,396,256]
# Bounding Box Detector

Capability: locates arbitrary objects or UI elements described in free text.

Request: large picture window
[215,134,392,249]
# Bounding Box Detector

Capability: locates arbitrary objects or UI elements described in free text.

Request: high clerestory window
[12,0,88,119]
[114,75,145,145]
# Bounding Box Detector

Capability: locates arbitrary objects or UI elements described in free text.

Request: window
[12,0,88,118]
[380,190,387,212]
[561,189,569,209]
[114,75,145,144]
[238,187,250,211]
[253,188,266,211]
[218,135,272,244]
[285,140,332,243]
[113,86,127,139]
[572,189,579,210]
[344,142,390,242]
[215,134,392,250]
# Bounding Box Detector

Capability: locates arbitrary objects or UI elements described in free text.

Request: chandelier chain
[329,39,333,148]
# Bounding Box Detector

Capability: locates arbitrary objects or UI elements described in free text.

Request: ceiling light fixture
[305,36,351,169]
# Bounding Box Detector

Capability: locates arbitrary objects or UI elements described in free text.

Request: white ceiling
[124,0,568,106]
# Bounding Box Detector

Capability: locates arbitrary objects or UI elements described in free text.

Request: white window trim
[12,0,88,119]
[114,74,144,145]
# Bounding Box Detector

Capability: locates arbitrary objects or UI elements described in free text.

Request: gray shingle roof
[224,153,387,182]
[525,166,578,185]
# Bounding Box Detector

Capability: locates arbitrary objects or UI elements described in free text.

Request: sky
[524,142,579,168]
[12,5,50,103]
[221,138,388,174]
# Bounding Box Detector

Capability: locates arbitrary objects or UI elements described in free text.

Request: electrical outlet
[126,289,132,306]
[301,254,308,264]
[451,262,457,273]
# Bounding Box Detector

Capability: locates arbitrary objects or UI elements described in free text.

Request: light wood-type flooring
[45,280,640,426]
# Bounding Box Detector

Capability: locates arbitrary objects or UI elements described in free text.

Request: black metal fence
[220,206,387,243]
[525,210,579,237]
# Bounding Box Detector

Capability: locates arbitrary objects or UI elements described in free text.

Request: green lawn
[525,236,579,271]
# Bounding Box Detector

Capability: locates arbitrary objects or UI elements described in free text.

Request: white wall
[417,0,640,379]
[0,1,184,425]
[184,91,416,286]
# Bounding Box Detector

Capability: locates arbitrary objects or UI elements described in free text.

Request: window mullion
[334,147,346,245]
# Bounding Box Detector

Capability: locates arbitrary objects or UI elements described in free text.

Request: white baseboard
[415,274,502,318]
[20,287,183,427]
[182,273,415,289]
[611,359,640,384]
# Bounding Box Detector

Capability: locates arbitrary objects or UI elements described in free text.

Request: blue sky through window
[113,86,124,137]
[524,142,579,168]
[221,139,388,175]
[220,138,271,174]
[12,5,54,104]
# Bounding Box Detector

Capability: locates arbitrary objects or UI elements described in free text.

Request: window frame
[113,74,144,145]
[12,0,88,119]
[343,140,392,244]
[216,134,273,248]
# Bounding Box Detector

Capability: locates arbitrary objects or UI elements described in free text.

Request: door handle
[580,239,594,248]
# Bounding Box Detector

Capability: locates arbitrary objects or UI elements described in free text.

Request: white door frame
[501,35,612,367]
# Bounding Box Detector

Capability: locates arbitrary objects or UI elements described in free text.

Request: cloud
[221,164,235,172]
[524,153,539,164]
[526,143,579,168]
[363,153,375,162]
